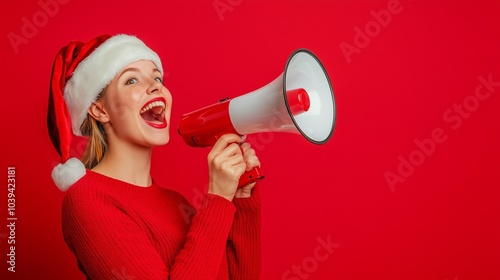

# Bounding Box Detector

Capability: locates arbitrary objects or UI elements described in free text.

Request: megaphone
[178,49,336,187]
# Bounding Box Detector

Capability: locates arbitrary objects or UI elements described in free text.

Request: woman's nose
[146,79,161,94]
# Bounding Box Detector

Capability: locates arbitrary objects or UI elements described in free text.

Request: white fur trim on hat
[64,35,163,136]
[52,157,86,191]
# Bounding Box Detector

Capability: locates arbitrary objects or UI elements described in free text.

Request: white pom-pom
[52,158,86,191]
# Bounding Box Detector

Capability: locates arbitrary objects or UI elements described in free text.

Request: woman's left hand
[235,142,261,199]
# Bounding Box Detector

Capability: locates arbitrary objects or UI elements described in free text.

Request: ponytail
[80,114,107,169]
[80,88,108,169]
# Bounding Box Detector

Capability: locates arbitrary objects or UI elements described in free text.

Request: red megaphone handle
[214,133,265,188]
[238,166,265,188]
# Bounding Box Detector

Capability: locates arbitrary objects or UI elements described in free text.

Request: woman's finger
[245,155,260,171]
[211,133,243,154]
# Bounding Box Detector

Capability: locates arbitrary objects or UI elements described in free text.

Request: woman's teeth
[140,101,165,114]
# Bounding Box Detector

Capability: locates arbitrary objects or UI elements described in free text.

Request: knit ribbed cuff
[232,184,262,214]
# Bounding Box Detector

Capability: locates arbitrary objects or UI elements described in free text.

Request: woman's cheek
[111,102,133,122]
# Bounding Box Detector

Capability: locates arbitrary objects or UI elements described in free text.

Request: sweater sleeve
[226,184,262,279]
[62,187,236,280]
[170,194,236,278]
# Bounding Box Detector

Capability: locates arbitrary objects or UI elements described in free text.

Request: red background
[1,0,499,279]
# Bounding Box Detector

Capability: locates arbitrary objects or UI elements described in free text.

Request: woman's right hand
[207,134,246,201]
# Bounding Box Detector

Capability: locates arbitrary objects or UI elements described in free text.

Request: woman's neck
[92,140,153,187]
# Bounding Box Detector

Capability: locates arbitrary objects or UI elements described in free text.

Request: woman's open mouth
[140,97,167,129]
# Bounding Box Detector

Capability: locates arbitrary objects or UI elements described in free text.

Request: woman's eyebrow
[118,67,140,79]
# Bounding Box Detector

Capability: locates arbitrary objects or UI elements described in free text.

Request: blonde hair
[80,91,108,169]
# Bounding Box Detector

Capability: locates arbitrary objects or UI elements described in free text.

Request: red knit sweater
[62,170,261,279]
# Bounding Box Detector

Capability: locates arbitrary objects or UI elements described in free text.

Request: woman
[47,34,261,279]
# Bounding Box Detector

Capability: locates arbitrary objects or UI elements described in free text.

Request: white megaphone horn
[178,49,336,187]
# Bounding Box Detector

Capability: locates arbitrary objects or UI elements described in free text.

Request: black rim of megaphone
[283,49,336,145]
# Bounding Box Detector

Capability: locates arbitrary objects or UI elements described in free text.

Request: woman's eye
[126,78,138,85]
[155,77,163,83]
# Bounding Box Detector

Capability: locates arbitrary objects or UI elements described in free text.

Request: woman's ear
[88,101,110,123]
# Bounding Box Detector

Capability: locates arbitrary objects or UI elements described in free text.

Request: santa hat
[47,34,163,191]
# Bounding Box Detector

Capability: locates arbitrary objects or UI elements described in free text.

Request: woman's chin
[137,118,170,145]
